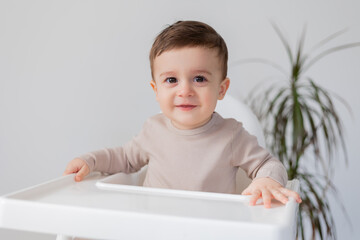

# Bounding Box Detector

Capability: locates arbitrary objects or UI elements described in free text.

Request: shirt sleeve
[77,126,150,174]
[231,122,288,186]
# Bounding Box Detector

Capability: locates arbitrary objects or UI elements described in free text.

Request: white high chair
[0,95,299,240]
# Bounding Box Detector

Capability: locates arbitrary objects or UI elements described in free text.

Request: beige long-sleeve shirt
[79,112,287,194]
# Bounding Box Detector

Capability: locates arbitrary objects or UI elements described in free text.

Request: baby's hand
[241,177,302,208]
[63,158,90,182]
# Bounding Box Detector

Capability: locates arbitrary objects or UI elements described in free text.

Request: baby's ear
[150,80,158,95]
[218,78,230,100]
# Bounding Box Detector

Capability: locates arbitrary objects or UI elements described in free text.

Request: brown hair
[149,20,228,79]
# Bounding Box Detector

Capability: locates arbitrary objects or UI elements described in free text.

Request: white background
[1,0,359,239]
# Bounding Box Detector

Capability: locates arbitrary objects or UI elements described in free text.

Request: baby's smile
[175,104,197,111]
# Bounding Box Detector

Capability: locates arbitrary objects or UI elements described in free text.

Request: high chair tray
[0,173,299,240]
[97,173,250,202]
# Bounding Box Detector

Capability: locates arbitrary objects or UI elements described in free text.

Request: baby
[64,20,301,208]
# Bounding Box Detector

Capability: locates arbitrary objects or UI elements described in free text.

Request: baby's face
[151,47,230,130]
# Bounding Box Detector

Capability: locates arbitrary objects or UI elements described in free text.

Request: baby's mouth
[176,104,197,111]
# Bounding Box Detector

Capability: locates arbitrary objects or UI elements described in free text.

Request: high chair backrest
[216,94,265,147]
[215,94,266,193]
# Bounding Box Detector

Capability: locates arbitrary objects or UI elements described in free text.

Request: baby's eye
[165,77,178,84]
[193,76,207,83]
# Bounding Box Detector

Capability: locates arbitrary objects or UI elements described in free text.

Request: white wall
[1,0,359,239]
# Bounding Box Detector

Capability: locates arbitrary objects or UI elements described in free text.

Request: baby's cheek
[203,94,218,109]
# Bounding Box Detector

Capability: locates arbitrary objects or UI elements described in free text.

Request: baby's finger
[249,190,261,206]
[63,166,77,176]
[75,166,89,182]
[272,189,288,205]
[262,190,272,208]
[280,188,302,203]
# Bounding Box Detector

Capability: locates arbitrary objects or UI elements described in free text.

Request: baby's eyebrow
[192,70,212,76]
[159,71,176,77]
[159,70,212,77]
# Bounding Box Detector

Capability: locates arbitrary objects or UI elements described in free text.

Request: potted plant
[236,24,360,239]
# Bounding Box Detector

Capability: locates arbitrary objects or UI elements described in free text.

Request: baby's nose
[177,81,194,97]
